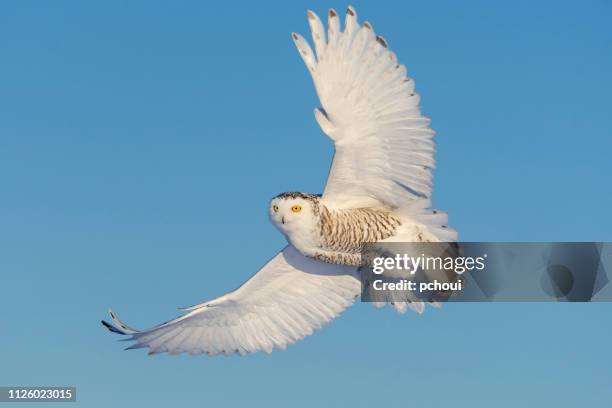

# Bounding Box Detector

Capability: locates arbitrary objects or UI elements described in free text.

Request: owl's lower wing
[101,246,360,356]
[293,7,434,209]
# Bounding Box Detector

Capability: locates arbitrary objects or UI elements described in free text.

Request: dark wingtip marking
[316,106,330,120]
[101,320,125,335]
[347,7,355,16]
[394,180,428,199]
[376,35,388,48]
[291,32,298,40]
[329,8,337,18]
[364,21,372,30]
[307,10,316,20]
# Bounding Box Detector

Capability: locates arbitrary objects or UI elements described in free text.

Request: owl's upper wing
[293,7,434,209]
[102,246,360,356]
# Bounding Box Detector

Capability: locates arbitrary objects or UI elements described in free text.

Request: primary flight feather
[102,6,457,356]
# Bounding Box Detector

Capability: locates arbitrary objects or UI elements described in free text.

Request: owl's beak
[281,216,285,224]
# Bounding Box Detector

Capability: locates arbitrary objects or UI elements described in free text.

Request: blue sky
[1,0,611,407]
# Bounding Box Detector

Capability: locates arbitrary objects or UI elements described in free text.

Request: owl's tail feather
[395,199,458,242]
[381,200,458,314]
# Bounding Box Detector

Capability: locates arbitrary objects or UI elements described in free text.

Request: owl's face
[269,192,320,243]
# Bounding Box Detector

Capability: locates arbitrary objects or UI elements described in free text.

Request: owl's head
[269,192,321,240]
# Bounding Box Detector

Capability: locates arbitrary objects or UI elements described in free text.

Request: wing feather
[293,7,435,209]
[102,246,360,356]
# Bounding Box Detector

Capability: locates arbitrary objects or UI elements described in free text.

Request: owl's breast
[281,206,402,267]
[318,206,402,254]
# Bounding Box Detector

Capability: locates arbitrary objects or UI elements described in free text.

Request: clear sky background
[1,0,611,407]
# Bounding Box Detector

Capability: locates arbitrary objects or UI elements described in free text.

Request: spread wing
[102,246,360,356]
[293,7,435,209]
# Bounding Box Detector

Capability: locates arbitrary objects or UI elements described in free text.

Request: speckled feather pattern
[313,203,401,265]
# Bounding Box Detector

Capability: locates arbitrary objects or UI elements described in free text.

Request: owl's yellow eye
[272,205,279,213]
[291,205,302,213]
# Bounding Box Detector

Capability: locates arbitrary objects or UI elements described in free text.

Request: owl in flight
[102,6,457,356]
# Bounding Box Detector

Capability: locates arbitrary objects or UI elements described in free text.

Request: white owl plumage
[102,6,457,356]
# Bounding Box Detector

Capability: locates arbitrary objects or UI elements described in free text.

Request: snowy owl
[102,6,457,356]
